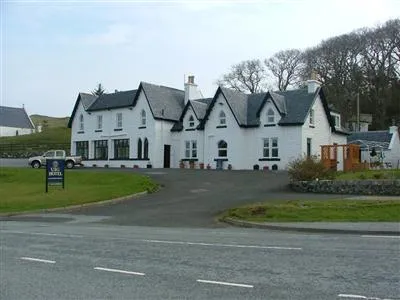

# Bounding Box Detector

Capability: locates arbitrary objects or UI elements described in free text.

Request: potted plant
[146,161,152,168]
[120,164,126,168]
[133,164,139,168]
[189,160,195,169]
[104,164,109,168]
[228,164,232,170]
[263,166,269,171]
[206,163,211,170]
[179,160,185,168]
[199,162,205,169]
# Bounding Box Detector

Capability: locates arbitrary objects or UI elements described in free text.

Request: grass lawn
[0,168,157,213]
[335,169,400,180]
[221,199,400,222]
[0,127,71,145]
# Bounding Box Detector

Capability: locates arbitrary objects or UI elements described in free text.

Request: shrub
[373,173,384,179]
[288,155,336,181]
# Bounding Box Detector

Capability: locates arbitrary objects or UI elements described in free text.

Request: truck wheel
[66,160,74,169]
[31,161,41,169]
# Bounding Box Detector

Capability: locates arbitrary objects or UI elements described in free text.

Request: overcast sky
[2,0,399,117]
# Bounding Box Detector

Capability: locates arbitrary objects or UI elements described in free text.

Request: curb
[222,217,400,236]
[0,191,148,217]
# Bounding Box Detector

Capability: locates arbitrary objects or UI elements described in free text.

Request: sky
[1,0,399,117]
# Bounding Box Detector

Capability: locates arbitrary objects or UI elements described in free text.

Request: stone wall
[290,180,400,196]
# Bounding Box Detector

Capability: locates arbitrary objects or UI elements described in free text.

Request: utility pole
[356,92,360,132]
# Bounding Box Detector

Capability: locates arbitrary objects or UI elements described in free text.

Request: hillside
[0,115,71,157]
[30,114,69,128]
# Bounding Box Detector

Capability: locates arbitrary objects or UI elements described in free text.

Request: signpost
[45,159,65,192]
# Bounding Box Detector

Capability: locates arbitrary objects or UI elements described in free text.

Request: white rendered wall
[0,126,33,137]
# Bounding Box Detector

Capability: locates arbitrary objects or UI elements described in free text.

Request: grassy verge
[335,169,400,180]
[0,168,157,213]
[221,200,400,222]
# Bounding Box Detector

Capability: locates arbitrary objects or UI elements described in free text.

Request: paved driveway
[59,168,338,228]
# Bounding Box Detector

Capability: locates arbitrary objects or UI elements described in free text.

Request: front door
[163,145,171,168]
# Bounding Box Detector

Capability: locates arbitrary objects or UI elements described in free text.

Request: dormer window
[188,115,195,128]
[219,111,226,125]
[267,108,275,124]
[79,114,84,131]
[141,110,146,126]
[309,109,315,125]
[332,113,341,129]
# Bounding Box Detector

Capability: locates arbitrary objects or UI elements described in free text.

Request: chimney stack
[184,75,203,104]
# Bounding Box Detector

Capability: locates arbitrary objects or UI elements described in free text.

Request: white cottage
[0,106,35,137]
[68,77,348,169]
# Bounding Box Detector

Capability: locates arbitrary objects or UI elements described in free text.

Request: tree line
[217,19,400,130]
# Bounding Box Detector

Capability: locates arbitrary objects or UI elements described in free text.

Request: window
[114,139,129,159]
[116,113,123,128]
[263,137,279,158]
[79,114,84,131]
[219,111,226,125]
[76,141,88,160]
[267,108,275,124]
[97,115,103,130]
[188,115,195,128]
[137,138,142,159]
[333,115,340,128]
[144,138,149,159]
[185,140,197,158]
[309,109,315,125]
[56,150,64,157]
[218,140,227,157]
[141,110,146,126]
[44,151,55,158]
[307,138,312,157]
[94,140,108,160]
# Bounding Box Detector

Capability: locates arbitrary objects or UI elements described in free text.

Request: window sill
[264,124,276,127]
[110,158,131,160]
[309,125,315,128]
[216,125,227,129]
[114,128,123,131]
[95,130,103,132]
[258,158,281,161]
[138,126,146,129]
[185,128,196,131]
[87,158,108,161]
[181,158,198,162]
[132,158,150,161]
[214,158,228,161]
[77,131,84,134]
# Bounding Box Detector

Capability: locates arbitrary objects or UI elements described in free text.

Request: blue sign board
[46,159,65,192]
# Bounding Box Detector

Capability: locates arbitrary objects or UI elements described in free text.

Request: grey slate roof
[220,87,249,126]
[348,131,393,149]
[191,98,212,120]
[275,88,316,125]
[0,106,34,129]
[246,93,266,126]
[88,90,137,111]
[141,82,185,121]
[269,91,287,114]
[79,93,97,110]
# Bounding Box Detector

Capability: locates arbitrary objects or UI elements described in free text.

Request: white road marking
[361,235,400,239]
[2,230,82,238]
[338,293,397,300]
[94,267,145,276]
[197,279,253,288]
[142,239,302,250]
[20,257,56,264]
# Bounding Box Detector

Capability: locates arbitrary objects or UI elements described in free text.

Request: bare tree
[92,83,105,96]
[265,49,303,91]
[216,59,266,93]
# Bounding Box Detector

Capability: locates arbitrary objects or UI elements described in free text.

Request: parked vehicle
[28,150,82,169]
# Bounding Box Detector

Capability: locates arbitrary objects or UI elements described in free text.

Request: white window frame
[217,140,227,157]
[79,114,84,131]
[185,140,197,158]
[97,115,103,130]
[263,137,279,158]
[116,113,123,128]
[188,115,195,128]
[141,110,146,126]
[309,109,315,125]
[333,114,340,129]
[267,108,275,124]
[219,111,226,125]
